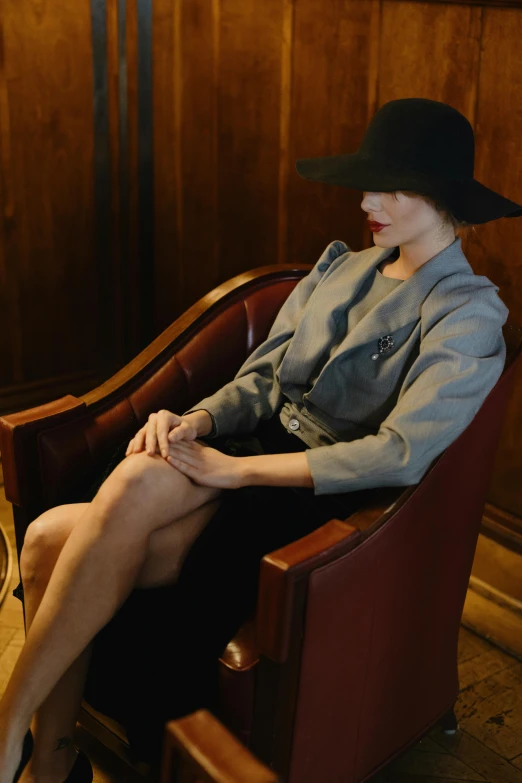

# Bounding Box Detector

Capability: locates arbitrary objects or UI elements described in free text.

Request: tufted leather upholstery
[1,266,521,782]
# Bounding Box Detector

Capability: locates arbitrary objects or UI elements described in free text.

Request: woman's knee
[96,450,218,528]
[99,451,172,497]
[20,505,83,586]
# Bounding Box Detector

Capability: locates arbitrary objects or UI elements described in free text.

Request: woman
[2,97,521,782]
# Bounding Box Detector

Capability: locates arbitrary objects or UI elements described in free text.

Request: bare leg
[0,451,222,782]
[19,504,92,783]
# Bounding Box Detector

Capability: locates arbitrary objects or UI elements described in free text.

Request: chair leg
[439,707,459,735]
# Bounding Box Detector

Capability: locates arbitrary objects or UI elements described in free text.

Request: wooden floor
[1,486,521,783]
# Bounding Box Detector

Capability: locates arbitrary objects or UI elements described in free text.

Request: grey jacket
[184,237,509,495]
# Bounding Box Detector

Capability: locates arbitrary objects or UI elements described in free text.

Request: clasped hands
[125,409,243,489]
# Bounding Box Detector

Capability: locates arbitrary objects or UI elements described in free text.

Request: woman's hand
[166,438,244,489]
[125,410,198,458]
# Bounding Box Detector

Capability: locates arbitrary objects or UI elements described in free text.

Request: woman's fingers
[168,420,196,445]
[125,410,184,457]
[157,410,181,456]
[168,425,186,444]
[145,412,158,455]
[129,425,142,453]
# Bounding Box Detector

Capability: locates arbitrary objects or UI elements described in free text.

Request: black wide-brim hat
[296,98,522,225]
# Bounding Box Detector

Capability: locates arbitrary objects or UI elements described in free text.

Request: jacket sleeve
[182,240,350,437]
[305,278,509,495]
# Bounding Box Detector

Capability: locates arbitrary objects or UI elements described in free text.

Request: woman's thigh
[135,496,223,588]
[23,454,224,568]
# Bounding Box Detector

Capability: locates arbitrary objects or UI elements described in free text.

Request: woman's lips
[369,222,389,232]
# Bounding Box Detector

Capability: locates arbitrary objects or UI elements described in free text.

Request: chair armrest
[162,710,279,783]
[0,395,87,508]
[256,487,407,662]
[219,618,259,672]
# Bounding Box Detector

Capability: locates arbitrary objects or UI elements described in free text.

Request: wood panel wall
[0,1,103,410]
[1,0,522,580]
[0,0,148,416]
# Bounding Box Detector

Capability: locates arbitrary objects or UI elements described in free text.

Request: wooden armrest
[219,618,259,672]
[162,710,279,783]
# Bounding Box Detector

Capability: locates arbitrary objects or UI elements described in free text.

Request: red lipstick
[368,221,389,232]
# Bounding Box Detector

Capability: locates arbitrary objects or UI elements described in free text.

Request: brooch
[371,334,394,361]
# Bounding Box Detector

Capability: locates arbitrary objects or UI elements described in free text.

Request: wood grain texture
[152,0,180,331]
[0,17,21,388]
[276,0,294,268]
[287,0,377,265]
[154,0,286,332]
[217,0,284,278]
[125,0,141,362]
[106,0,124,368]
[1,0,99,384]
[463,584,522,660]
[472,530,522,601]
[378,0,482,113]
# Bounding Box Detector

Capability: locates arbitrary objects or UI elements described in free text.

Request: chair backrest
[1,267,309,556]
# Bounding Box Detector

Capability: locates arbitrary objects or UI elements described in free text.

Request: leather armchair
[1,264,521,783]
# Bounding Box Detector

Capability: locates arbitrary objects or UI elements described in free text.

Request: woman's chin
[372,234,394,248]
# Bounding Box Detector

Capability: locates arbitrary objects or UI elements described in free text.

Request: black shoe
[13,730,33,783]
[63,748,93,783]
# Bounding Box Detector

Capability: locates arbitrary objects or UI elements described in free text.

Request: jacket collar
[335,234,473,333]
[277,236,474,391]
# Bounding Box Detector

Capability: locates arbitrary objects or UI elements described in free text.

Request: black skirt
[78,413,360,763]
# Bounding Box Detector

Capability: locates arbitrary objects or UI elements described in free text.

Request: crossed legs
[0,449,223,782]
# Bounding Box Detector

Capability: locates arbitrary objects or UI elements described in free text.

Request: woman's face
[360,191,451,247]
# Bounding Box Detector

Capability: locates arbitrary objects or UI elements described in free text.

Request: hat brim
[453,177,522,224]
[295,152,522,224]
